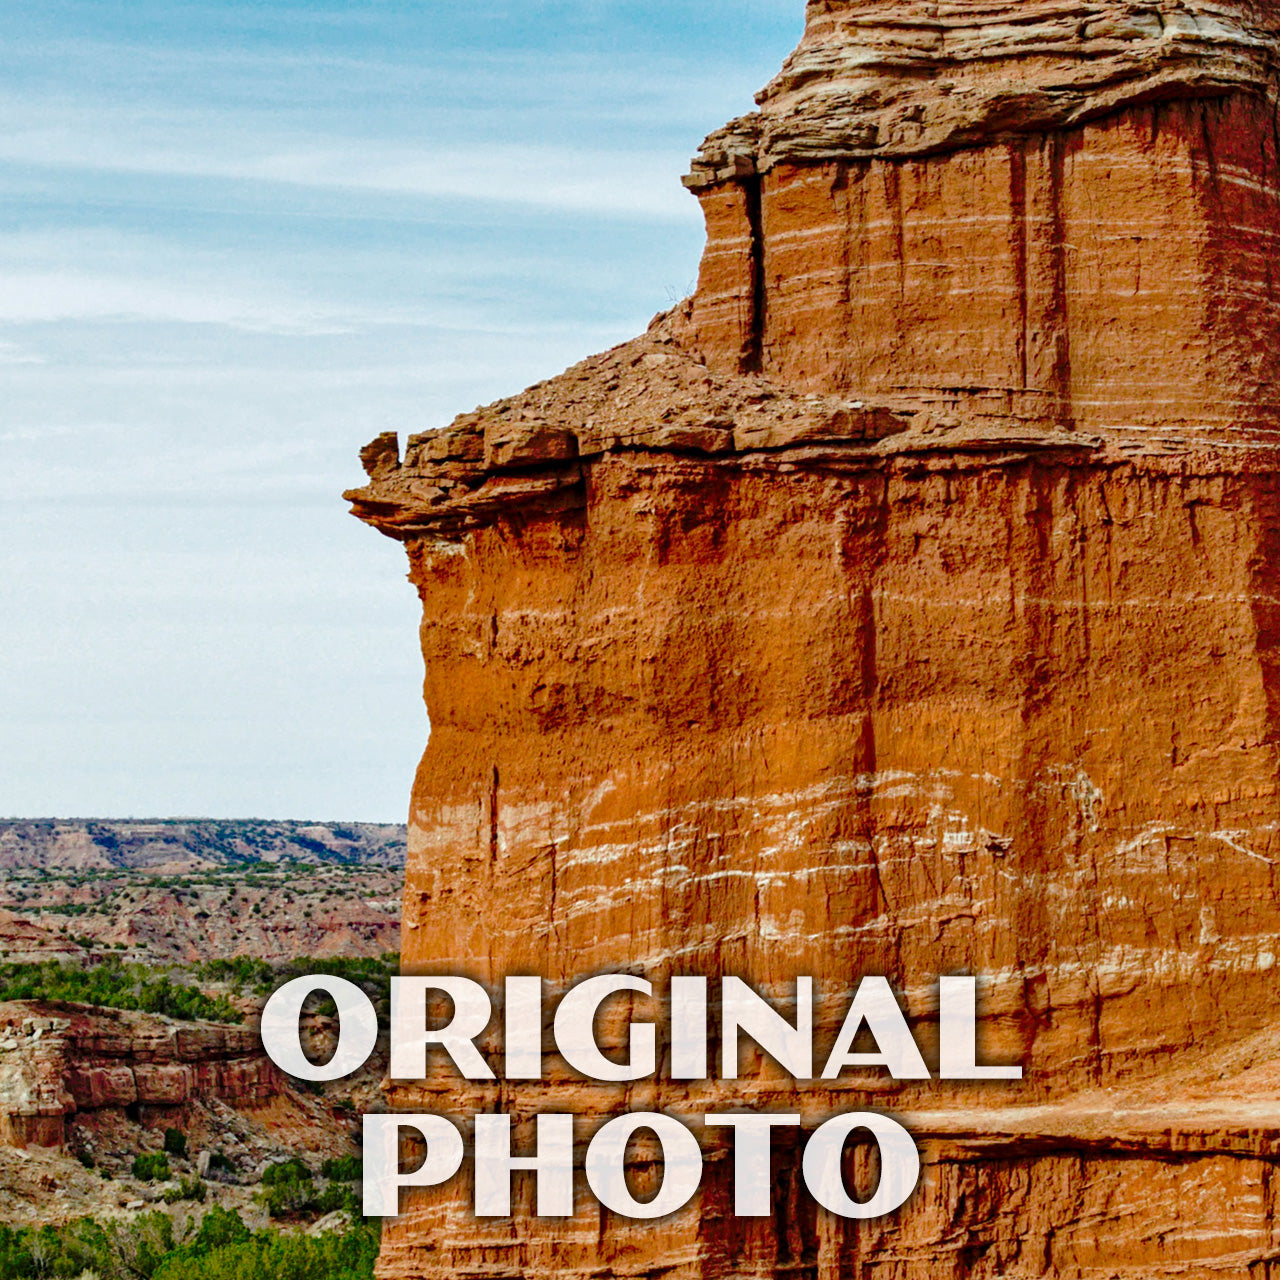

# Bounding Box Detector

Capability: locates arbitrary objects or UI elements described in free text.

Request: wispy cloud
[0,223,691,339]
[0,0,798,820]
[0,121,695,220]
[0,20,751,222]
[0,270,359,334]
[0,340,44,365]
[0,228,359,334]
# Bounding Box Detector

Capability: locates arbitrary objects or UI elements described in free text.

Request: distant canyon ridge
[0,819,405,872]
[0,821,404,965]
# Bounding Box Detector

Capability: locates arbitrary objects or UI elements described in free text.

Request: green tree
[131,1153,171,1182]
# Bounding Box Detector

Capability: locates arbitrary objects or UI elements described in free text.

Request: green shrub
[260,1158,310,1187]
[162,1175,206,1204]
[131,1152,171,1182]
[321,1155,362,1182]
[0,958,241,1023]
[169,1234,368,1280]
[162,1128,187,1157]
[190,1207,251,1254]
[258,1158,316,1218]
[153,1222,379,1280]
[97,1212,176,1278]
[314,1182,359,1215]
[0,1207,377,1279]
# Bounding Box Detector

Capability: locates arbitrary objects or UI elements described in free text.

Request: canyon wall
[348,2,1280,1275]
[0,1002,284,1150]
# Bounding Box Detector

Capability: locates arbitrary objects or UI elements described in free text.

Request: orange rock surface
[348,1,1280,1275]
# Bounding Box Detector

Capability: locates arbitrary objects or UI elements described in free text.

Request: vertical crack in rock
[1010,141,1030,393]
[488,765,499,871]
[742,173,766,376]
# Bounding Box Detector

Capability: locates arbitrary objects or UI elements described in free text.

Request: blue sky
[0,1,803,821]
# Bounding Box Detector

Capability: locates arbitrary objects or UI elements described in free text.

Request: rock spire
[350,2,1280,1275]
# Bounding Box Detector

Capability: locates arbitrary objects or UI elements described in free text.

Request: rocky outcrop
[688,0,1280,178]
[349,1,1280,1276]
[0,1003,283,1150]
[0,912,85,966]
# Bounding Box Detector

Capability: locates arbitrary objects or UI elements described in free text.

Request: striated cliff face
[0,1002,284,1150]
[349,3,1280,1277]
[690,0,1280,174]
[684,5,1280,435]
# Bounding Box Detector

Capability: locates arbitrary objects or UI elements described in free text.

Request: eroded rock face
[0,1003,284,1149]
[349,2,1280,1276]
[690,0,1280,177]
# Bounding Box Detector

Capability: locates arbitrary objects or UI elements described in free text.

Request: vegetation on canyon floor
[0,951,398,1028]
[256,1157,362,1220]
[0,856,401,971]
[0,845,401,1253]
[196,954,396,1009]
[0,963,241,1026]
[0,1207,378,1279]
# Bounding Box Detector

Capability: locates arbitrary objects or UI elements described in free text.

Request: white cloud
[0,339,44,365]
[0,217,692,339]
[0,269,358,334]
[0,103,698,220]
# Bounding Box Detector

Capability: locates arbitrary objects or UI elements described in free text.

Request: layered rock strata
[689,1,1280,177]
[0,1003,284,1149]
[349,1,1280,1275]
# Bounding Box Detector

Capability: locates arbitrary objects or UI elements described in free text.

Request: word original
[260,973,1021,1220]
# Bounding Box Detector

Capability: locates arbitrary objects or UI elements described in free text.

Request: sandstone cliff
[348,2,1280,1276]
[0,1000,365,1229]
[0,1002,285,1151]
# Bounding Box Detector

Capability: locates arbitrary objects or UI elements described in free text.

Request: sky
[0,1,804,822]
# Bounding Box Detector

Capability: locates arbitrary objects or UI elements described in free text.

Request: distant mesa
[0,820,406,873]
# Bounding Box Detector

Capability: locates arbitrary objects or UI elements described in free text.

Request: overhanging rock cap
[686,0,1280,187]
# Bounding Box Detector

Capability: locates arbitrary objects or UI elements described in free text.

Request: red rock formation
[349,2,1280,1275]
[0,1002,284,1150]
[0,911,86,966]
